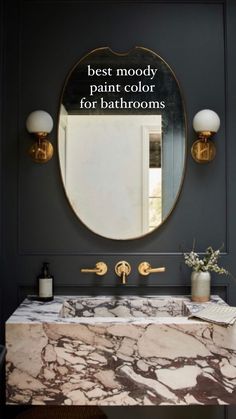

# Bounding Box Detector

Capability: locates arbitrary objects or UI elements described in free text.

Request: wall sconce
[191,109,220,163]
[26,110,54,163]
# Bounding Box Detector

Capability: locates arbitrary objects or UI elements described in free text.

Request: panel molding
[17,0,228,256]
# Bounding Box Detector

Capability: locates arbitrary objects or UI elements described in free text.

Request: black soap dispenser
[38,262,54,302]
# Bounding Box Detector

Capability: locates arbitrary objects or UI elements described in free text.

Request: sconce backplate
[29,139,54,163]
[191,140,216,164]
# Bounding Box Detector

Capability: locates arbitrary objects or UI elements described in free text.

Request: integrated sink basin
[6,295,236,406]
[60,296,189,319]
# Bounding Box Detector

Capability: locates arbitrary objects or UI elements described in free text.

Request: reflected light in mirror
[58,47,186,239]
[60,113,164,239]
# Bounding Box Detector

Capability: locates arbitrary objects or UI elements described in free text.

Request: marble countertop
[6,295,226,325]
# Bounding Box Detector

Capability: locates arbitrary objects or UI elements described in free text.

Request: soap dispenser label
[39,278,53,298]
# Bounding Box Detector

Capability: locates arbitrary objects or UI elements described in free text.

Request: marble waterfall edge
[5,295,236,406]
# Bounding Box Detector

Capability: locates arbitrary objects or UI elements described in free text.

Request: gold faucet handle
[81,262,108,276]
[138,262,166,276]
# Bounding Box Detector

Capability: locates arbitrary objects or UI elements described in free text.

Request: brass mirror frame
[57,46,187,241]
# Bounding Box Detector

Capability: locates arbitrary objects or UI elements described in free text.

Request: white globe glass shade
[26,110,53,134]
[193,109,220,133]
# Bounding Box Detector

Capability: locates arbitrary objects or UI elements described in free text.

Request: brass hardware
[29,133,54,163]
[81,262,108,276]
[138,262,166,276]
[192,109,220,164]
[115,261,131,284]
[191,136,216,164]
[26,110,54,163]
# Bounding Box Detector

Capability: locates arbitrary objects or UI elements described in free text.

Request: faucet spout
[115,261,131,285]
[122,269,126,285]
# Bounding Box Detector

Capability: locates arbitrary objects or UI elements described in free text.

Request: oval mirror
[58,47,186,240]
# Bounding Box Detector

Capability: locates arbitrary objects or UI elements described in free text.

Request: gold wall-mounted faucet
[81,262,108,276]
[138,262,166,276]
[115,261,131,285]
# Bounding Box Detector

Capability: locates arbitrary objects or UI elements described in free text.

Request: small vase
[191,271,211,302]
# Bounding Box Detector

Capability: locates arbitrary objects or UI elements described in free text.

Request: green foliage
[184,246,228,275]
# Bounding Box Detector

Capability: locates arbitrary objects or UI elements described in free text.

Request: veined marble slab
[6,295,224,324]
[5,295,236,406]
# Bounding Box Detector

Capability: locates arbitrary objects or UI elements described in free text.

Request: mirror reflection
[58,47,186,240]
